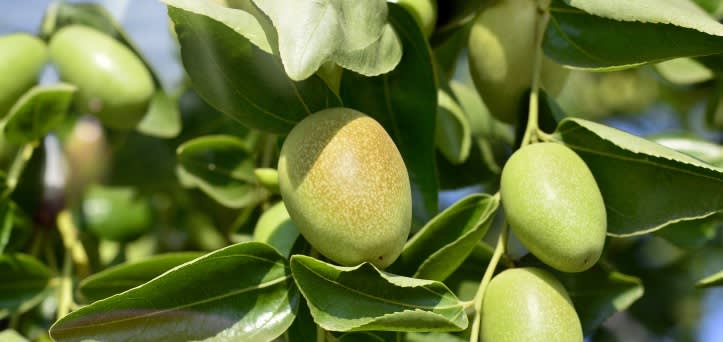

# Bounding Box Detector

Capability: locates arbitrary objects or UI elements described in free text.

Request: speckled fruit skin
[501,142,606,272]
[481,267,583,342]
[49,25,154,130]
[468,0,569,124]
[0,34,47,117]
[277,108,412,269]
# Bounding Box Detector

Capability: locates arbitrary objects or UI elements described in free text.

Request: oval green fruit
[82,185,152,242]
[278,108,412,268]
[394,0,438,38]
[49,25,154,130]
[0,34,47,117]
[468,0,569,124]
[481,267,583,342]
[501,142,606,272]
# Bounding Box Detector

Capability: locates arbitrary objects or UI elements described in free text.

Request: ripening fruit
[468,0,569,124]
[49,25,154,130]
[277,108,412,268]
[0,34,47,117]
[394,0,438,38]
[501,142,606,272]
[481,267,583,342]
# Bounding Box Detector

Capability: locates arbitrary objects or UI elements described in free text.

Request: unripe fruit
[481,267,583,342]
[278,108,412,268]
[501,142,606,272]
[82,185,152,242]
[468,0,569,124]
[49,25,154,130]
[0,34,47,117]
[393,0,438,38]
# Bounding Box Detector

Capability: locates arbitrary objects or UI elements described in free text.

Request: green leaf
[340,4,439,228]
[0,201,15,254]
[390,194,499,281]
[651,135,723,166]
[552,118,723,236]
[177,135,268,208]
[2,84,75,144]
[558,266,644,335]
[286,299,318,342]
[0,329,28,342]
[436,89,471,165]
[0,253,54,318]
[166,2,341,134]
[655,58,715,85]
[696,269,723,288]
[136,91,181,138]
[251,0,393,80]
[332,23,403,79]
[78,252,203,303]
[655,213,720,249]
[50,242,299,342]
[545,0,723,69]
[290,255,468,332]
[254,201,299,257]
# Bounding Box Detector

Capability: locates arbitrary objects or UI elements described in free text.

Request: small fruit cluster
[0,25,154,129]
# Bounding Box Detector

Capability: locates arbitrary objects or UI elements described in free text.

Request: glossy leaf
[655,213,720,249]
[50,242,299,342]
[545,0,723,69]
[253,201,299,257]
[436,89,471,165]
[2,84,75,144]
[697,269,723,288]
[558,266,644,335]
[136,91,181,138]
[251,0,392,80]
[177,135,268,208]
[166,2,341,134]
[652,135,723,166]
[0,253,54,318]
[553,118,723,236]
[78,252,203,303]
[290,255,468,332]
[340,4,439,228]
[390,194,498,281]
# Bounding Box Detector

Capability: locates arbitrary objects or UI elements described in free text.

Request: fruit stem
[520,3,551,147]
[469,224,508,342]
[316,325,325,342]
[1,143,35,200]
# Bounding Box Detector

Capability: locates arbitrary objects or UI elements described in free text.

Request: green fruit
[82,185,152,242]
[278,108,412,268]
[394,0,438,38]
[0,34,47,117]
[501,142,606,272]
[481,267,583,342]
[468,0,569,124]
[49,25,154,130]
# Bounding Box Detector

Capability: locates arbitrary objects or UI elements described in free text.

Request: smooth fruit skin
[394,0,438,38]
[49,25,154,130]
[0,34,47,117]
[481,267,583,342]
[277,108,412,268]
[468,0,569,124]
[501,142,606,272]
